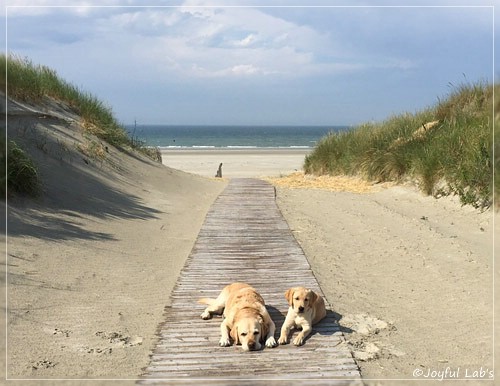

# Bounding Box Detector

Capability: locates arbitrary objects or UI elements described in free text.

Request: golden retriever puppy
[199,282,277,351]
[278,286,327,346]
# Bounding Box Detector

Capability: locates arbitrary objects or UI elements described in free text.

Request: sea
[126,125,348,149]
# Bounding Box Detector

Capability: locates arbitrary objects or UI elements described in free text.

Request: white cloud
[191,63,263,77]
[232,34,257,47]
[101,4,355,79]
[4,0,130,17]
[230,64,258,75]
[5,2,424,82]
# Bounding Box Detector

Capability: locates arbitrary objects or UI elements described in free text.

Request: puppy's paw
[200,310,211,320]
[292,335,304,346]
[219,337,231,347]
[278,336,289,345]
[265,336,277,348]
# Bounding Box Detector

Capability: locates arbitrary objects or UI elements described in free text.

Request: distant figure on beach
[215,163,223,178]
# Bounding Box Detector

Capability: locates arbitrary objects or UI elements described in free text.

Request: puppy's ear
[230,325,239,345]
[284,288,294,306]
[308,290,318,305]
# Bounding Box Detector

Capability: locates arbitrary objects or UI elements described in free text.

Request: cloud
[3,0,132,17]
[6,2,428,82]
[230,64,258,75]
[103,5,358,79]
[12,3,340,79]
[191,63,262,77]
[232,33,257,48]
[12,2,476,84]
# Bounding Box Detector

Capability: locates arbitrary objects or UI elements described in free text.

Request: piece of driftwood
[215,163,223,178]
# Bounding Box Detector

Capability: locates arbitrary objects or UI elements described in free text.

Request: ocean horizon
[126,124,348,149]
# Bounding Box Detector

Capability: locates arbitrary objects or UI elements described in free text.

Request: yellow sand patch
[265,172,378,194]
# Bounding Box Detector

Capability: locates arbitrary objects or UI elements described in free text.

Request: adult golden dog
[278,286,326,346]
[199,282,277,351]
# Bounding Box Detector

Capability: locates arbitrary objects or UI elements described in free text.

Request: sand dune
[3,98,226,382]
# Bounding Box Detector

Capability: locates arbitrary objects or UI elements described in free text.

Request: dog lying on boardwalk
[278,286,327,346]
[199,282,277,351]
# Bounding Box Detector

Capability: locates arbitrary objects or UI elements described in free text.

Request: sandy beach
[160,147,310,178]
[276,183,496,384]
[3,97,498,385]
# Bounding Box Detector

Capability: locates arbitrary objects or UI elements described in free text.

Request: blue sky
[2,1,497,125]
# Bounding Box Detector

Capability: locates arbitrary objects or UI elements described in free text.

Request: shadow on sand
[6,115,162,242]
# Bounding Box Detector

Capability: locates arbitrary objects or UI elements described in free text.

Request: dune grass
[1,54,133,148]
[305,82,495,209]
[1,54,162,197]
[1,136,40,198]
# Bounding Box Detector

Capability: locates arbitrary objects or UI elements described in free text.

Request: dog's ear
[284,288,294,306]
[230,325,239,345]
[258,315,267,342]
[308,290,318,305]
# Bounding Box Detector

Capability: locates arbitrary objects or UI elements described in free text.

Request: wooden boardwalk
[139,179,362,385]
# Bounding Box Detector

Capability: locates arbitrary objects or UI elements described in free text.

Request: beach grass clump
[1,54,143,150]
[1,136,40,197]
[495,91,500,208]
[305,82,494,208]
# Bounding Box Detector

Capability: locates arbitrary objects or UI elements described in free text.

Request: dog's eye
[240,332,247,337]
[253,331,259,336]
[305,298,309,302]
[295,297,299,300]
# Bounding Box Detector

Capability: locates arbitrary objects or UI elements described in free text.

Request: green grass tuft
[1,136,40,197]
[305,82,495,209]
[1,54,150,151]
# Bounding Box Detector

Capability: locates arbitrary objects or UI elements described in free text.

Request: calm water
[127,125,347,149]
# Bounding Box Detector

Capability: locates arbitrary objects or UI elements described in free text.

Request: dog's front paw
[219,337,231,347]
[265,336,277,348]
[292,335,304,346]
[200,310,211,320]
[278,335,289,345]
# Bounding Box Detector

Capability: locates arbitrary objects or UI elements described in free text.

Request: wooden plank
[138,179,361,385]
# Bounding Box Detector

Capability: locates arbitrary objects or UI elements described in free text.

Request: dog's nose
[298,306,305,313]
[248,342,256,350]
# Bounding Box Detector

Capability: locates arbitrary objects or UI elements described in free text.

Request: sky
[2,1,497,126]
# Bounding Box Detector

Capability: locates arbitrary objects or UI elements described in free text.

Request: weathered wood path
[139,179,362,385]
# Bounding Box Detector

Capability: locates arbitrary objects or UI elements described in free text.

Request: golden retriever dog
[278,286,327,346]
[199,282,277,351]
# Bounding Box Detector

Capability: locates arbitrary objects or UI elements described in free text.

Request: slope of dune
[2,96,226,381]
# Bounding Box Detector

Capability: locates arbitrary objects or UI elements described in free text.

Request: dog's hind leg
[198,297,226,320]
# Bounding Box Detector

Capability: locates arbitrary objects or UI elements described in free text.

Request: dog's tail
[198,297,216,305]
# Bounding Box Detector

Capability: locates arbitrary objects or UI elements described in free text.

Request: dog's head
[230,313,265,351]
[285,287,318,314]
